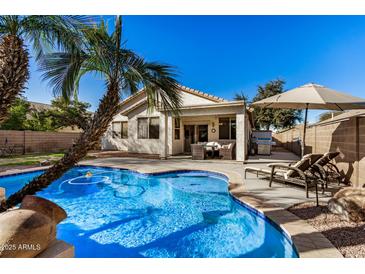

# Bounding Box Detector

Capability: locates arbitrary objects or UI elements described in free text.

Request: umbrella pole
[301,104,309,158]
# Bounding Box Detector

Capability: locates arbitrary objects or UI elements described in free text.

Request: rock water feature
[0,195,74,258]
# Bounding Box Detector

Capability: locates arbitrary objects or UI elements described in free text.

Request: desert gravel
[288,202,365,258]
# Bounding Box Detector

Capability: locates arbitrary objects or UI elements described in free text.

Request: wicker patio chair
[191,144,206,160]
[219,142,236,160]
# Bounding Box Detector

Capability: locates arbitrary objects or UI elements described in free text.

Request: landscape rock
[20,195,66,224]
[0,187,4,202]
[0,196,68,258]
[0,209,56,257]
[328,187,365,222]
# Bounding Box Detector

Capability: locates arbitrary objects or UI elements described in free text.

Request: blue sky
[25,16,365,123]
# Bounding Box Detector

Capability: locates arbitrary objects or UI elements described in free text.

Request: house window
[219,117,236,140]
[198,125,208,142]
[112,121,128,139]
[219,118,230,139]
[149,117,160,139]
[174,118,180,140]
[138,117,160,139]
[138,118,148,139]
[112,122,121,138]
[230,119,236,140]
[121,122,128,139]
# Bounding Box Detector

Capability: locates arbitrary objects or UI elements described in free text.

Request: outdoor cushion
[315,151,340,166]
[206,141,221,148]
[285,154,313,178]
[222,143,232,149]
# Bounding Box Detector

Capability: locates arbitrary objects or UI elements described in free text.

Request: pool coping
[0,163,343,258]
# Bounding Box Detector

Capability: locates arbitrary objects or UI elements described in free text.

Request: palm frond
[144,63,182,115]
[39,20,117,100]
[39,15,182,114]
[0,16,21,36]
[22,16,94,61]
[112,16,122,54]
[39,52,86,100]
[119,53,182,114]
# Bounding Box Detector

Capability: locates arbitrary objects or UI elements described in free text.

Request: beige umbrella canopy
[252,83,365,157]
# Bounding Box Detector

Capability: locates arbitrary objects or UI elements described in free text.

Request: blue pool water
[0,166,298,258]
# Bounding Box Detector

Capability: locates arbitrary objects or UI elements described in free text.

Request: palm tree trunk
[0,35,29,124]
[0,81,121,211]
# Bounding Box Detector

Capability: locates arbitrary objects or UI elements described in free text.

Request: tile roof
[178,85,226,103]
[121,84,226,105]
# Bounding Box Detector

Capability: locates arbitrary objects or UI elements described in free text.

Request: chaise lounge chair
[310,151,346,190]
[244,153,324,205]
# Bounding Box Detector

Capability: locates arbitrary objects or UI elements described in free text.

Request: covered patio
[159,101,252,161]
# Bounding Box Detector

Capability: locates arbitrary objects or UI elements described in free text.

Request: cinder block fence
[273,116,365,187]
[0,130,81,154]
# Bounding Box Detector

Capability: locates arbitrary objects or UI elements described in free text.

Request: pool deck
[0,152,343,258]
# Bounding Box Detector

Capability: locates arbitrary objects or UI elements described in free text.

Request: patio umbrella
[251,83,365,157]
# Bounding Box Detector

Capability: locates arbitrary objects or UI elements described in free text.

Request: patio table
[204,144,220,158]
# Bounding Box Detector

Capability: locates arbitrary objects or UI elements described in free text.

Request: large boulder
[20,195,66,224]
[328,187,365,222]
[0,209,56,257]
[0,195,66,258]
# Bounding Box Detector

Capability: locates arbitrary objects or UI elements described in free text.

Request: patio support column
[167,113,173,155]
[236,112,246,161]
[160,111,170,159]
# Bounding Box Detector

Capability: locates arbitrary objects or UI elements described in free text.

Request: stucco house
[101,85,253,161]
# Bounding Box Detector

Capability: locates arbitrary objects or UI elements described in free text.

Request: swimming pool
[0,166,298,258]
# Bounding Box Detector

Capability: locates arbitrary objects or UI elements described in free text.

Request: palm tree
[233,91,249,102]
[0,15,87,124]
[0,16,182,211]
